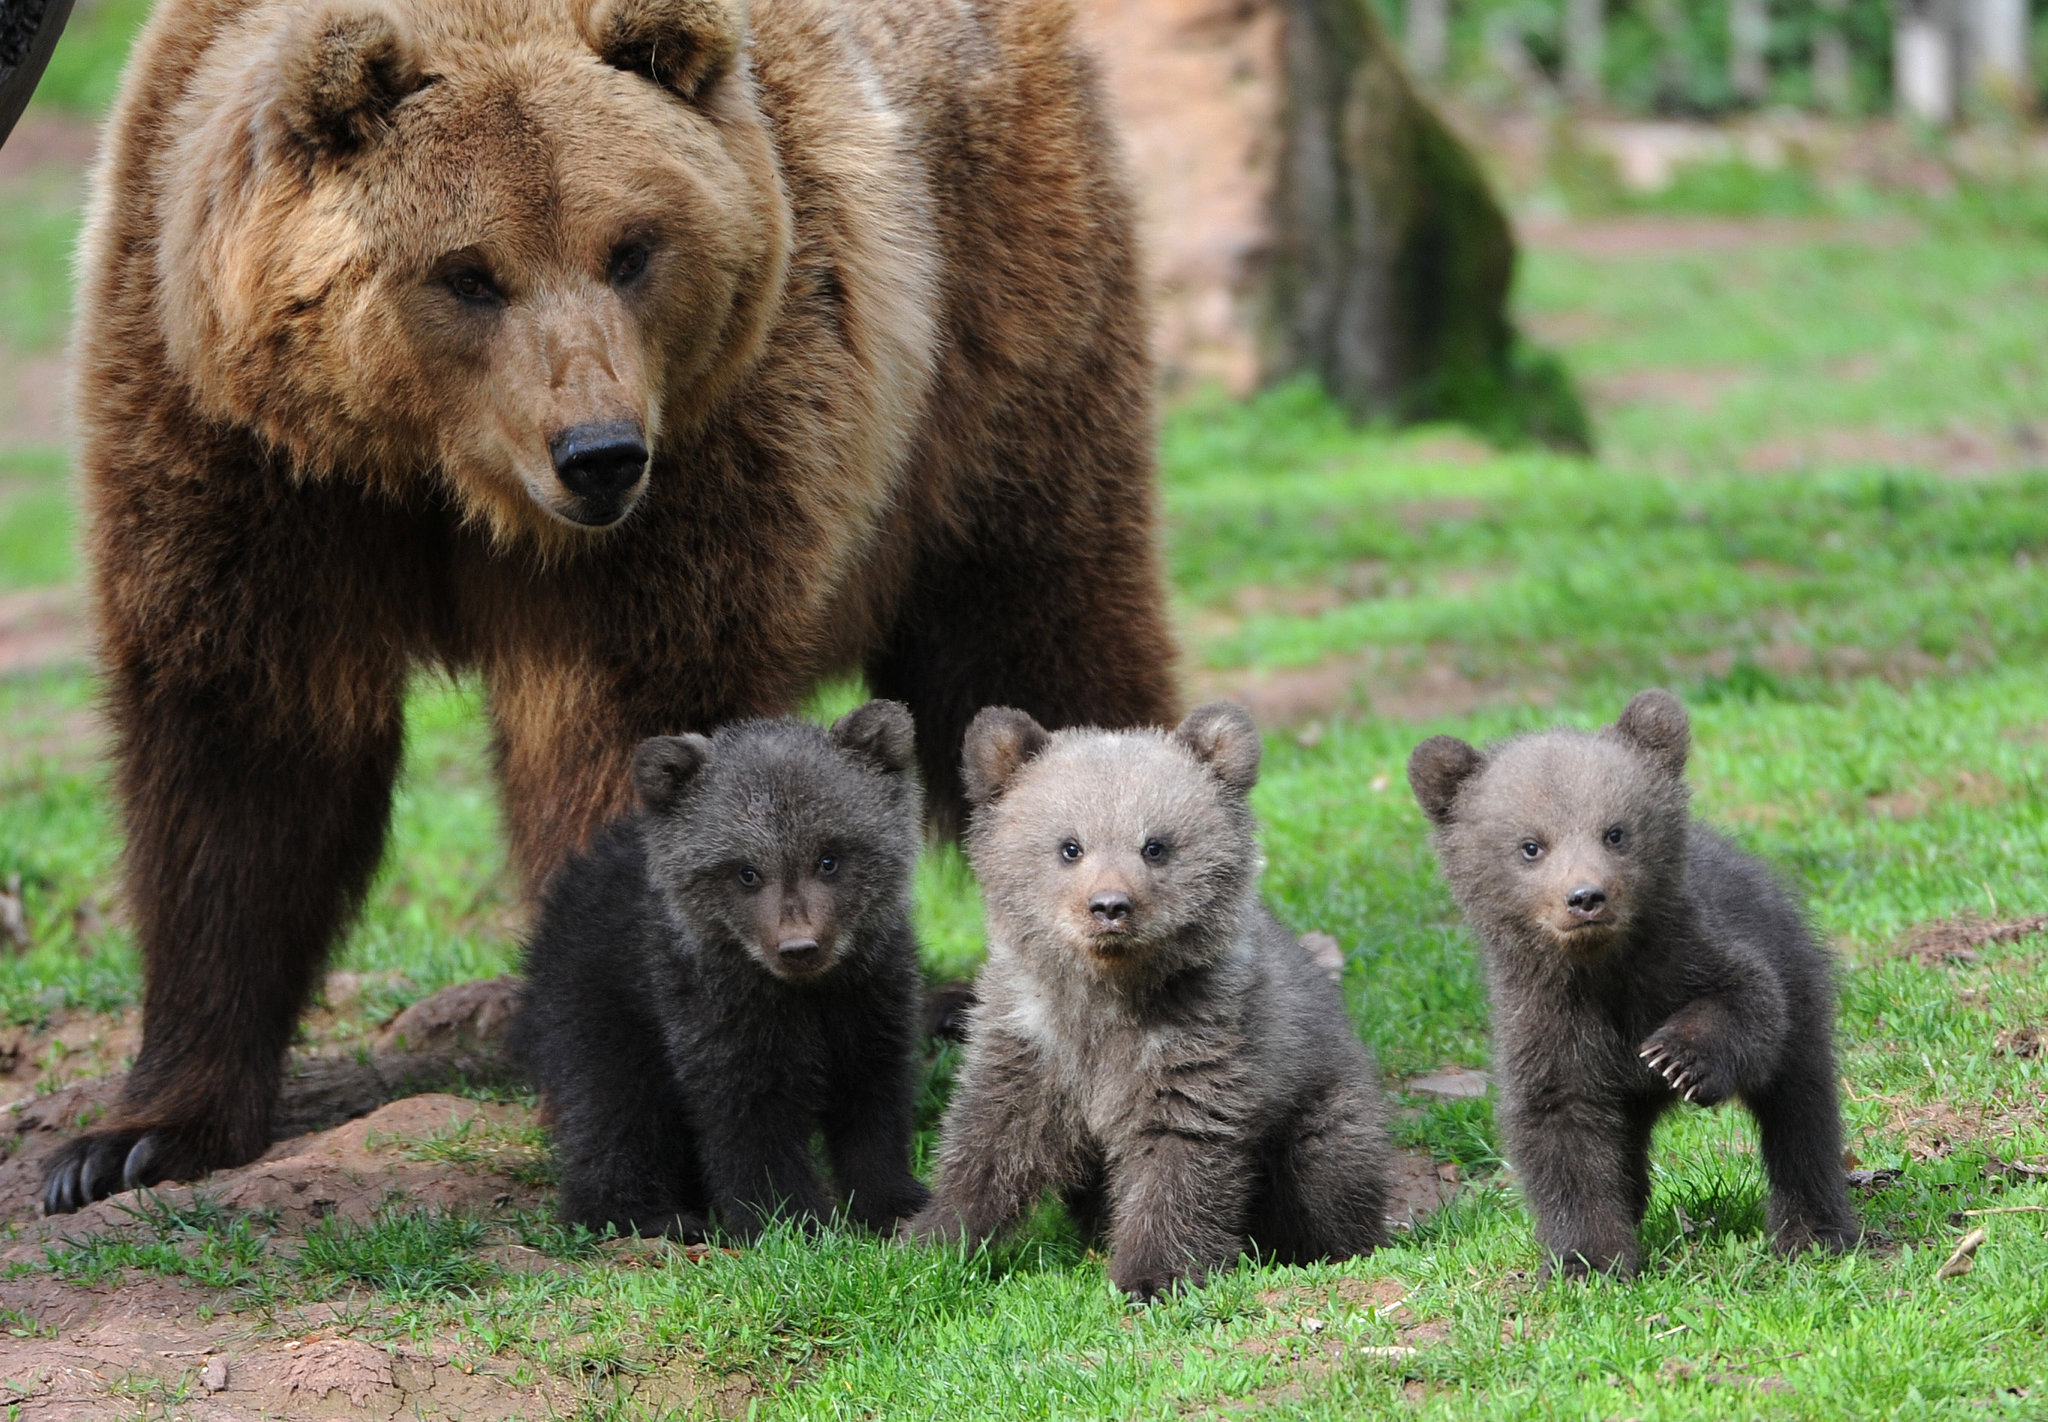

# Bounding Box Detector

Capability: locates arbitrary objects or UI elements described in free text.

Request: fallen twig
[1937,1228,1987,1280]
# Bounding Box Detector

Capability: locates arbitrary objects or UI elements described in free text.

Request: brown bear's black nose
[1089,891,1132,925]
[776,937,822,968]
[550,422,648,520]
[1566,884,1607,916]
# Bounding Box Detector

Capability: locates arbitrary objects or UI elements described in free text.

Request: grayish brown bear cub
[1407,690,1858,1276]
[514,702,928,1242]
[907,703,1394,1300]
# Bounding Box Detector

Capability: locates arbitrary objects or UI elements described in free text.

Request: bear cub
[515,702,930,1241]
[1408,689,1858,1276]
[906,703,1394,1300]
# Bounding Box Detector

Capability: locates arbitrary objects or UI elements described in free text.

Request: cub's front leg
[1503,1088,1647,1277]
[906,1027,1083,1247]
[1103,1129,1254,1302]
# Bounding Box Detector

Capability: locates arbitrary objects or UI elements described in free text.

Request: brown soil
[1896,913,2048,967]
[0,583,85,677]
[1192,647,1560,728]
[1519,213,1921,259]
[1589,365,1752,414]
[1744,422,2048,479]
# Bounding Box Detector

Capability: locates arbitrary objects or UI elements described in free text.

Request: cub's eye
[609,242,650,286]
[817,854,838,876]
[1060,839,1082,863]
[736,865,761,889]
[1519,841,1544,861]
[1604,826,1626,847]
[1141,839,1168,863]
[446,268,500,305]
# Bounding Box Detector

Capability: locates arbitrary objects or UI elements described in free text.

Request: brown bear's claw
[1638,1045,1700,1103]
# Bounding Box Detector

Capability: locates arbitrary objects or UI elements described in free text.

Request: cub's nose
[549,421,648,522]
[1565,884,1608,917]
[775,937,824,971]
[1089,891,1132,925]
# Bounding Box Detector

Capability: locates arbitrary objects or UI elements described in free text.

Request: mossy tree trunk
[1268,0,1587,447]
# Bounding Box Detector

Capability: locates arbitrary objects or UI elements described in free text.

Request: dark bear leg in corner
[43,696,403,1213]
[868,541,1179,835]
[1749,1064,1860,1254]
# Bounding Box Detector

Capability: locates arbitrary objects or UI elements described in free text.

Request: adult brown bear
[46,0,1176,1211]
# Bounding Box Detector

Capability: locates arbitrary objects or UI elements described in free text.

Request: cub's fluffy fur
[515,701,928,1240]
[1408,690,1858,1276]
[907,703,1393,1300]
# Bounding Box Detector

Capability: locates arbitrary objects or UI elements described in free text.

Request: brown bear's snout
[548,421,650,526]
[1565,883,1608,920]
[1089,890,1133,927]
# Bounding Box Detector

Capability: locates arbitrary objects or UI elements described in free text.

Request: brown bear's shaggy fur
[906,704,1394,1302]
[48,0,1176,1210]
[1407,691,1858,1276]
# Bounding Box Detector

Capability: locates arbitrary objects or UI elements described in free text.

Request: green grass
[4,61,2048,1414]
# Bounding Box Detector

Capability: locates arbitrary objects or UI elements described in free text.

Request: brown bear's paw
[1108,1252,1207,1305]
[1637,1026,1735,1108]
[1541,1240,1641,1281]
[843,1177,931,1235]
[42,1123,248,1215]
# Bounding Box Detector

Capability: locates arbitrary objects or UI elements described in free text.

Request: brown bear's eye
[446,268,500,305]
[1060,839,1082,862]
[736,865,761,889]
[1519,840,1544,861]
[1604,826,1626,847]
[817,854,838,876]
[1141,839,1168,863]
[609,242,650,287]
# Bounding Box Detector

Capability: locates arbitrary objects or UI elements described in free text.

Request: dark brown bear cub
[1407,690,1858,1277]
[906,703,1394,1301]
[514,701,929,1241]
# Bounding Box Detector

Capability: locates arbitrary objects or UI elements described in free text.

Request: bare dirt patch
[1519,213,1921,259]
[1193,648,1560,728]
[1896,913,2048,967]
[0,115,99,181]
[1744,422,2048,478]
[1588,365,1752,414]
[0,583,85,677]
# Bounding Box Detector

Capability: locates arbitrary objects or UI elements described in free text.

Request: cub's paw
[1543,1243,1640,1281]
[845,1178,931,1235]
[42,1124,232,1216]
[1637,1028,1735,1107]
[1109,1254,1204,1304]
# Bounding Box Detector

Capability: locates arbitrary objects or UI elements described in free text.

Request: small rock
[201,1354,230,1393]
[1406,1067,1492,1100]
[376,976,521,1053]
[1298,931,1345,981]
[0,875,27,952]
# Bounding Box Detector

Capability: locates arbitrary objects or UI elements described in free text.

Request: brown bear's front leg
[1501,1091,1646,1277]
[44,688,404,1213]
[1103,1131,1254,1302]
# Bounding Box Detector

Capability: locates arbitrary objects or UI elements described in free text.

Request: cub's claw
[1638,1032,1730,1107]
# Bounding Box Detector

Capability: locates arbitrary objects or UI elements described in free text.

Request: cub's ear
[962,707,1049,807]
[831,699,916,777]
[274,0,424,155]
[1172,702,1261,795]
[578,0,744,100]
[1605,689,1690,780]
[1407,736,1483,826]
[634,733,713,814]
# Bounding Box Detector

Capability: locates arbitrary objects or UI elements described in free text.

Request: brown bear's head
[153,0,791,544]
[632,700,921,985]
[1407,690,1694,961]
[962,703,1265,991]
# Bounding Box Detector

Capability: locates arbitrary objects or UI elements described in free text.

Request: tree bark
[1563,0,1605,106]
[1270,0,1583,445]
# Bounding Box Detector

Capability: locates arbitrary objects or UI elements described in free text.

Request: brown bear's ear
[578,0,744,101]
[1172,702,1262,796]
[1605,689,1690,780]
[273,0,424,155]
[634,733,713,814]
[831,699,916,777]
[962,707,1050,807]
[1407,736,1483,826]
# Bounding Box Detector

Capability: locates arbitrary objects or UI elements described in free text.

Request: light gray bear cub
[1408,689,1858,1277]
[906,702,1394,1301]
